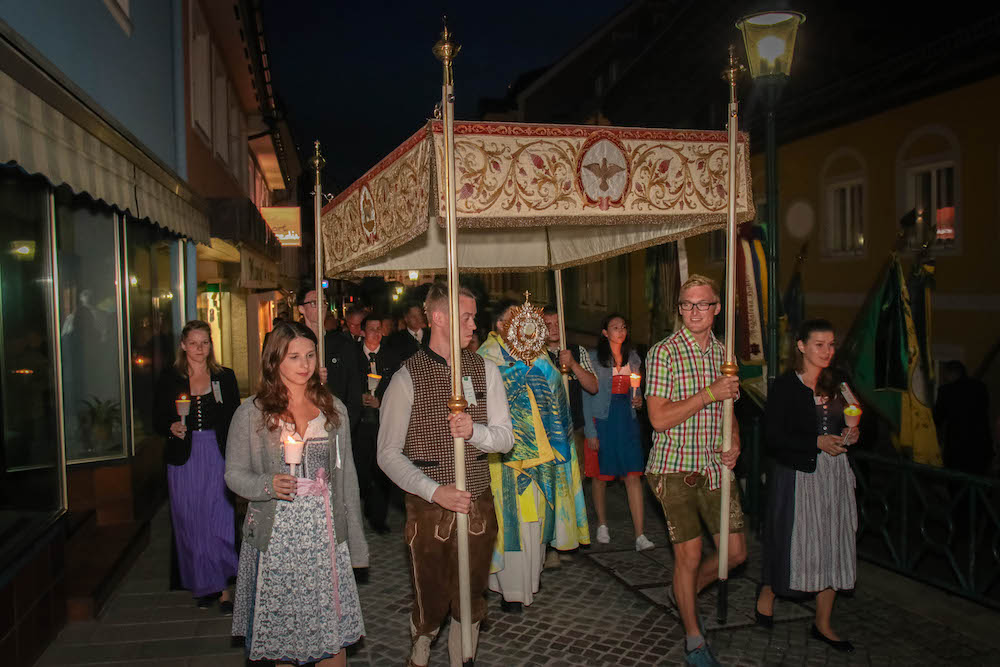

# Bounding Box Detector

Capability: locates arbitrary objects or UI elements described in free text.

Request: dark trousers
[354,420,390,529]
[404,491,498,636]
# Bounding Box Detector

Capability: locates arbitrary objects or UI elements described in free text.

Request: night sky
[260,0,631,192]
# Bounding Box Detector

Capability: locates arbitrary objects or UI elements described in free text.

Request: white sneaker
[635,534,655,551]
[596,524,610,544]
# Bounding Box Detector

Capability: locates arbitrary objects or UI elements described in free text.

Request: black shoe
[196,595,215,610]
[219,599,234,616]
[372,523,390,535]
[354,567,370,585]
[500,599,522,614]
[754,584,773,629]
[810,624,854,653]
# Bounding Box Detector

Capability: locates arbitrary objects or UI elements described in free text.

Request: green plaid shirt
[645,327,726,489]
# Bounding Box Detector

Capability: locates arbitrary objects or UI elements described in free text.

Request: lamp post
[736,10,804,390]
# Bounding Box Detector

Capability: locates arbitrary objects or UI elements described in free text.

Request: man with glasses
[296,285,363,436]
[645,274,747,667]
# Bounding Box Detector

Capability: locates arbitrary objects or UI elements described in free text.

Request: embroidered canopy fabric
[321,120,754,277]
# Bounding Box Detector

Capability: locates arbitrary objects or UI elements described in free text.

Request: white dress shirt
[377,358,513,503]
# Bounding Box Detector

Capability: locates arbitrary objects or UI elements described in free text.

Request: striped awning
[0,70,210,243]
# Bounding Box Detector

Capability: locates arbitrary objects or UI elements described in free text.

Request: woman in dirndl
[581,313,655,552]
[155,319,240,611]
[226,321,367,666]
[756,319,860,653]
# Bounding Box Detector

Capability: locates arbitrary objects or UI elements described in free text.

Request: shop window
[212,46,230,165]
[897,125,961,252]
[54,190,125,463]
[0,170,63,559]
[825,180,865,254]
[190,2,212,143]
[820,148,866,257]
[907,162,956,248]
[127,221,180,451]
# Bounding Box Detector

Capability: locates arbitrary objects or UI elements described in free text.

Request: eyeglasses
[301,300,317,307]
[678,301,719,311]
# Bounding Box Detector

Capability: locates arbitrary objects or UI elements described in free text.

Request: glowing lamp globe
[736,11,805,80]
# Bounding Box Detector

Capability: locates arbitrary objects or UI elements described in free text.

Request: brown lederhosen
[405,492,498,634]
[402,349,494,635]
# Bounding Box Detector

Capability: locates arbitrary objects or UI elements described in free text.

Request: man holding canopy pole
[645,274,746,665]
[377,282,513,667]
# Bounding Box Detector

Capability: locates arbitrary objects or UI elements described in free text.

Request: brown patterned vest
[403,348,491,498]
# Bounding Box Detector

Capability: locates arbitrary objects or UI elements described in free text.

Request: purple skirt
[167,429,238,597]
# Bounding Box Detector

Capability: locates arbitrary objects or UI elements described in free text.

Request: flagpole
[717,46,742,625]
[554,269,570,394]
[433,23,474,666]
[310,141,326,367]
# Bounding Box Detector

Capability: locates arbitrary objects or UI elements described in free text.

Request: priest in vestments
[478,299,589,611]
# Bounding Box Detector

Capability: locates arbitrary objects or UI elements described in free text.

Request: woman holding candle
[581,313,653,552]
[756,319,860,653]
[226,321,367,666]
[154,320,240,611]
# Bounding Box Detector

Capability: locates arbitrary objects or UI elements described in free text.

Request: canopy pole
[434,23,474,666]
[310,141,326,367]
[717,46,742,625]
[554,269,570,394]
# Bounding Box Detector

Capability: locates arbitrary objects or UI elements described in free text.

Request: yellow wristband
[705,387,716,403]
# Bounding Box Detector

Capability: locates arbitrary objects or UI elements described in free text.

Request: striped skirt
[762,452,857,595]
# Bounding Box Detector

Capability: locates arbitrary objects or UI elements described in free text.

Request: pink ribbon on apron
[296,468,341,618]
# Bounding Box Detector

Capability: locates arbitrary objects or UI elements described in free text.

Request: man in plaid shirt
[646,274,747,667]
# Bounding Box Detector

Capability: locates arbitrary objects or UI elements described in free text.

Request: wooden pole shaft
[554,269,570,395]
[312,141,325,367]
[437,27,474,662]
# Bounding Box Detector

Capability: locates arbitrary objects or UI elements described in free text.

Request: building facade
[0,2,304,662]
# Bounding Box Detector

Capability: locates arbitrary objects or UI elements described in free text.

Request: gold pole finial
[310,140,326,174]
[432,18,461,83]
[723,45,745,94]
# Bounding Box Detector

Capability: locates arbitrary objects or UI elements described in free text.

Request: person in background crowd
[386,302,430,362]
[645,274,745,667]
[541,306,598,467]
[478,299,589,613]
[381,315,396,339]
[581,313,653,552]
[226,321,367,666]
[297,285,363,434]
[756,319,859,654]
[354,313,400,534]
[345,305,366,343]
[155,320,240,612]
[934,360,994,475]
[377,283,513,666]
[466,329,483,353]
[325,311,340,333]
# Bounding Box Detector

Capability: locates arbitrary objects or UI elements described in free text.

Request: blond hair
[678,274,720,301]
[424,281,476,316]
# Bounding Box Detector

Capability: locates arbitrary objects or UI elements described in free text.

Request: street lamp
[736,9,804,391]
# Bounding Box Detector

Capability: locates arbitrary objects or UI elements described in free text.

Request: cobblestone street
[37,483,1000,666]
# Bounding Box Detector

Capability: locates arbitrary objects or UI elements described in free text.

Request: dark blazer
[386,327,430,363]
[326,331,363,432]
[356,342,402,421]
[765,371,821,473]
[155,366,240,465]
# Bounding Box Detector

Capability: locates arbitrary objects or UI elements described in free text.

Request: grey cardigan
[224,395,369,568]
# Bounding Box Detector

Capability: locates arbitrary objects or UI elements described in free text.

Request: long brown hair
[794,319,838,397]
[174,320,222,376]
[254,321,339,432]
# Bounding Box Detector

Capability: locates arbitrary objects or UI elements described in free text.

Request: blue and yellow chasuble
[478,333,589,573]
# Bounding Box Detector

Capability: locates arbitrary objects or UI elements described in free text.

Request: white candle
[630,373,641,400]
[175,395,190,426]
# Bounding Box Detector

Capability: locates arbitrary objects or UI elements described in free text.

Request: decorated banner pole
[310,141,326,369]
[433,23,475,666]
[554,269,570,394]
[717,46,744,625]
